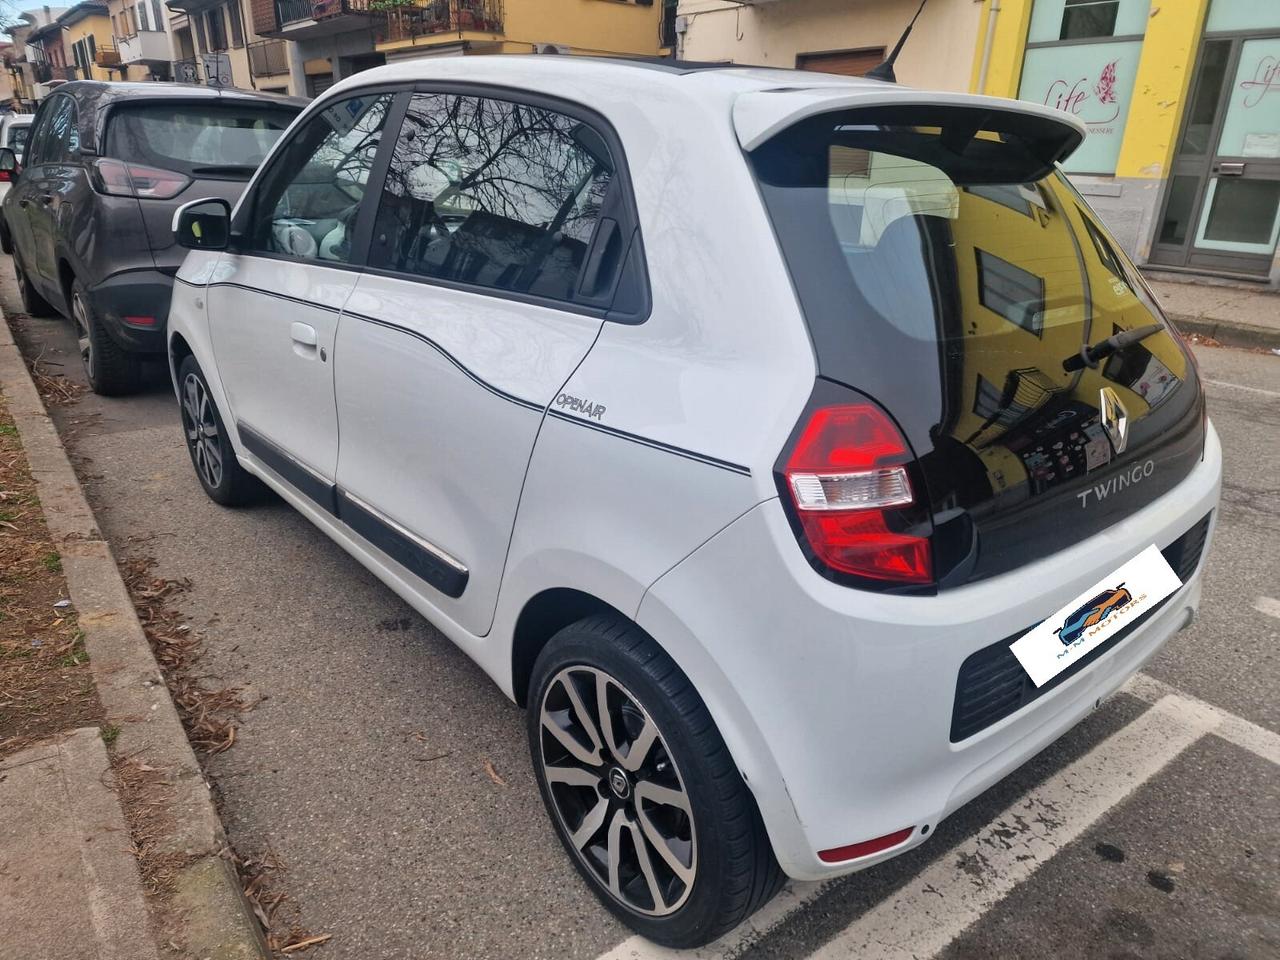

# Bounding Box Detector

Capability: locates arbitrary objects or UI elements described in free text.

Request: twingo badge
[1009,544,1183,687]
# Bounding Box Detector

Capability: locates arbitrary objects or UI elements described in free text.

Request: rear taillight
[90,158,190,200]
[782,400,932,586]
[0,170,10,182]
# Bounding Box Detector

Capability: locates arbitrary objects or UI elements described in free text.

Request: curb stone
[1169,313,1280,352]
[0,313,269,960]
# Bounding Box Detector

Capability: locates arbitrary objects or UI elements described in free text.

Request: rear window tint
[105,103,297,178]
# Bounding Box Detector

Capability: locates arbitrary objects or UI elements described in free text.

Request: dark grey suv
[0,82,303,394]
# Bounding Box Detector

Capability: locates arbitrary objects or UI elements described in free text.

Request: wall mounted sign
[1018,41,1143,174]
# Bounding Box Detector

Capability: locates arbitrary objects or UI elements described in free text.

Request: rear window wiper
[1063,323,1164,372]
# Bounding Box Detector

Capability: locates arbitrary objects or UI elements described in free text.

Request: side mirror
[173,197,231,251]
[0,147,20,180]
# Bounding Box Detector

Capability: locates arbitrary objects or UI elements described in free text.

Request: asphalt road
[4,264,1277,960]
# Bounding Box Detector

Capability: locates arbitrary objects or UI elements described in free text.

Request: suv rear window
[105,102,297,179]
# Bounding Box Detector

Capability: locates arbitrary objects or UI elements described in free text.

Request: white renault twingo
[166,56,1221,947]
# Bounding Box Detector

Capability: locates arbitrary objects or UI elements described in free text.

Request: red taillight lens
[784,402,932,585]
[91,158,191,200]
[0,170,10,182]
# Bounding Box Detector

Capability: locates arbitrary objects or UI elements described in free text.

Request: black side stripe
[237,422,338,514]
[236,422,468,599]
[199,282,747,476]
[546,410,751,476]
[345,311,543,412]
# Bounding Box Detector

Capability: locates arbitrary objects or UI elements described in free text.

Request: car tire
[527,614,784,948]
[0,218,12,255]
[71,279,142,396]
[13,253,53,317]
[177,355,262,507]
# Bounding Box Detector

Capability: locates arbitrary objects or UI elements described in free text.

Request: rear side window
[7,124,31,156]
[40,96,80,164]
[104,103,296,178]
[368,93,615,304]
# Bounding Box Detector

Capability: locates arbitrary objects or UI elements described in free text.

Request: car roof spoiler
[732,86,1087,156]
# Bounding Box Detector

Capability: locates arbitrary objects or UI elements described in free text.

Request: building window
[976,249,1045,337]
[206,8,228,51]
[228,1,246,48]
[137,2,151,32]
[1059,0,1119,40]
[1018,0,1150,175]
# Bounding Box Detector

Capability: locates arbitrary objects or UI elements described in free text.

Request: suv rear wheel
[71,279,141,396]
[13,254,52,317]
[527,615,783,948]
[178,355,262,506]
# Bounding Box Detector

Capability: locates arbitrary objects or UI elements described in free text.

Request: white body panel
[164,57,1225,891]
[334,274,603,636]
[206,255,354,481]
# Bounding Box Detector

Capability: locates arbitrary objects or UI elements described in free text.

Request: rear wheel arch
[511,587,620,707]
[57,257,76,314]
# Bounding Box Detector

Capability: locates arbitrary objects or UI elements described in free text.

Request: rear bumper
[86,269,173,355]
[637,422,1223,880]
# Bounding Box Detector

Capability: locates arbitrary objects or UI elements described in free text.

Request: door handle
[17,198,28,207]
[38,193,54,205]
[1215,162,1245,176]
[290,321,319,359]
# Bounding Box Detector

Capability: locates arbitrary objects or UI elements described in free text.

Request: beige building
[675,0,982,89]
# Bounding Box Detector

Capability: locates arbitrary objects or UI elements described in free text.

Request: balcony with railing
[95,43,121,67]
[375,0,503,47]
[248,38,290,78]
[265,0,376,40]
[118,29,172,65]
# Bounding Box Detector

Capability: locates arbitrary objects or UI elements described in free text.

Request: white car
[165,57,1221,947]
[0,114,32,200]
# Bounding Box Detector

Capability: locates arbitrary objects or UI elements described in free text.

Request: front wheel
[528,615,783,948]
[177,355,262,506]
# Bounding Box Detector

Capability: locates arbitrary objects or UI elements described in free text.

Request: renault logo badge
[1100,387,1129,454]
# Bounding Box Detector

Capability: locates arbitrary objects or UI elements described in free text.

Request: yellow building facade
[60,3,117,82]
[373,0,666,60]
[975,0,1280,287]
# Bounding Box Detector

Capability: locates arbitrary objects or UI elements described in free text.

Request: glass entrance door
[1152,33,1280,276]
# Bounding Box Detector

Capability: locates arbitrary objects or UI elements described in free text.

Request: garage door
[796,47,886,77]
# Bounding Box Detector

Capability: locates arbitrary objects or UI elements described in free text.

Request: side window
[368,93,615,304]
[244,93,394,264]
[42,96,80,163]
[24,102,58,166]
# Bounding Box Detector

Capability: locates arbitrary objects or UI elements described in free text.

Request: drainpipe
[976,0,1001,96]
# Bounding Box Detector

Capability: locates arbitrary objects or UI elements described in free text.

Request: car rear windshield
[105,102,297,179]
[748,105,1191,455]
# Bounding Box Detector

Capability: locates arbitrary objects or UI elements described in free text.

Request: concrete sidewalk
[1147,276,1280,350]
[0,728,160,960]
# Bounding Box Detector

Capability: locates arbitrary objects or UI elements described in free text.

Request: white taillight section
[789,467,913,511]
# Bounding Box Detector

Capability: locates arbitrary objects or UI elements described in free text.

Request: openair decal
[1043,58,1123,135]
[1240,54,1280,109]
[1009,544,1183,688]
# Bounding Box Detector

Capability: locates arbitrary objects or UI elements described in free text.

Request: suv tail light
[90,158,191,200]
[780,397,932,586]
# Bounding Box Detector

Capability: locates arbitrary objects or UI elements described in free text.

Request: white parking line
[1124,672,1280,766]
[593,679,1277,960]
[1202,378,1280,399]
[1253,596,1280,621]
[807,695,1215,960]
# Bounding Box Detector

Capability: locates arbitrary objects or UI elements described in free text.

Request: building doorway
[1151,26,1280,277]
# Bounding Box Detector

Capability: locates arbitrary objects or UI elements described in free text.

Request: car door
[209,91,400,509]
[7,100,57,289]
[24,93,80,294]
[333,89,639,635]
